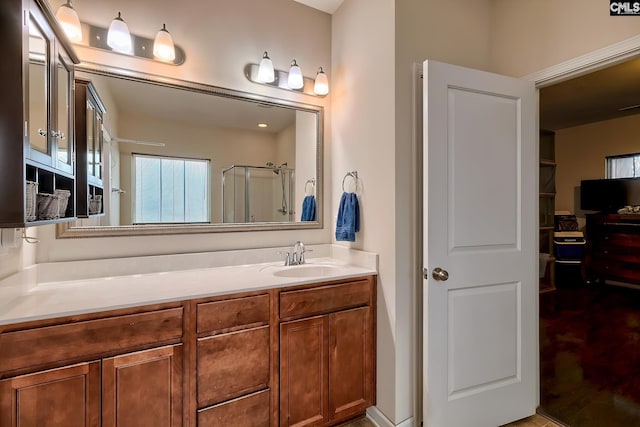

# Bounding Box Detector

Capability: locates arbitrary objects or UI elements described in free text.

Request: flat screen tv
[580,178,640,212]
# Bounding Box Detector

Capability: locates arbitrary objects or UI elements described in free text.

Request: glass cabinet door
[56,54,73,173]
[28,17,49,158]
[86,101,95,178]
[95,114,103,180]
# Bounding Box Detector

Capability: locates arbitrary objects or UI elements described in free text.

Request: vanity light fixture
[246,52,329,97]
[287,60,304,90]
[153,24,176,61]
[61,9,186,65]
[55,1,82,42]
[107,12,132,54]
[258,52,275,83]
[313,67,329,96]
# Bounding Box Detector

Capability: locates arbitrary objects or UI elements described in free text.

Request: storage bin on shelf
[88,194,102,215]
[25,181,38,222]
[36,190,71,220]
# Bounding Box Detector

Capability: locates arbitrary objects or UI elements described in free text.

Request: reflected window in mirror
[133,154,210,224]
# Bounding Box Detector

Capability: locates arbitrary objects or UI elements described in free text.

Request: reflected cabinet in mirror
[57,67,323,238]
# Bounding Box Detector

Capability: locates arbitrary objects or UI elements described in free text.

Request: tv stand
[585,213,640,286]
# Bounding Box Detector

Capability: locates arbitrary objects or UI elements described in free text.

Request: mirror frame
[56,64,324,238]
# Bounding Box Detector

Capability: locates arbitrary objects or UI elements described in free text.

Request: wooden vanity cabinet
[102,345,183,427]
[194,293,272,427]
[0,0,79,226]
[0,361,101,427]
[0,275,376,427]
[0,304,184,427]
[279,277,376,427]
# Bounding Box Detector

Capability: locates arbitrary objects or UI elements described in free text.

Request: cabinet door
[329,307,373,421]
[102,345,183,427]
[54,51,74,174]
[280,316,328,427]
[0,361,100,427]
[27,12,51,165]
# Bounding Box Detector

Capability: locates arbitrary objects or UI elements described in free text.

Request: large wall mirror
[57,66,323,237]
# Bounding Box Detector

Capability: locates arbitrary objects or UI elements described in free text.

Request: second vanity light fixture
[54,3,184,65]
[248,51,329,96]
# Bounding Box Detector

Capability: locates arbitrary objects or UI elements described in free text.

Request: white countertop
[0,245,377,326]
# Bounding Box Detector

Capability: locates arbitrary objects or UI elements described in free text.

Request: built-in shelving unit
[540,130,556,293]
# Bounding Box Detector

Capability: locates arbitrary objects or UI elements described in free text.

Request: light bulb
[288,59,304,89]
[107,12,132,54]
[153,24,175,61]
[314,67,329,95]
[56,1,82,42]
[258,51,275,83]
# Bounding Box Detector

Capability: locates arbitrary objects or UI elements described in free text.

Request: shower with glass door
[222,163,295,223]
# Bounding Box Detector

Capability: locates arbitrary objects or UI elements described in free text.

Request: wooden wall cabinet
[0,0,79,226]
[75,78,106,218]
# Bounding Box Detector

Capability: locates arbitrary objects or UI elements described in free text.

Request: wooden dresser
[585,213,640,285]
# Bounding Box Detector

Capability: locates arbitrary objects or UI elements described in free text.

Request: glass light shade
[56,2,82,42]
[107,12,132,54]
[314,67,329,95]
[258,51,275,83]
[153,24,175,61]
[288,60,304,89]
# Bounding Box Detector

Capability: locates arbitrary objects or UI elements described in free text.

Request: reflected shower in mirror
[60,69,322,236]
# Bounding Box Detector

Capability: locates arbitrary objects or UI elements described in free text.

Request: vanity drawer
[197,325,270,407]
[0,308,183,373]
[196,294,269,334]
[197,389,270,427]
[279,278,372,319]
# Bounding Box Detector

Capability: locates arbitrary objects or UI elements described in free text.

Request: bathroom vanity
[0,248,377,427]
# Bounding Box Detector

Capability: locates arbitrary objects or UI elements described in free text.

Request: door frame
[413,34,640,426]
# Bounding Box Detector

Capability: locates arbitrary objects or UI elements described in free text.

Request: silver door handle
[432,267,449,282]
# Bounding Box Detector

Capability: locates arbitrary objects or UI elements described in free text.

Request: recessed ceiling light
[258,123,268,128]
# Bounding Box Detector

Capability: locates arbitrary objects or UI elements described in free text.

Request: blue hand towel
[335,192,360,242]
[301,195,316,221]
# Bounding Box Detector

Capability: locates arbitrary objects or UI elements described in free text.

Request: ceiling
[540,57,640,130]
[292,0,344,14]
[80,72,297,134]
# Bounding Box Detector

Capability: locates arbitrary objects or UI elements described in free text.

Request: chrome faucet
[292,241,306,265]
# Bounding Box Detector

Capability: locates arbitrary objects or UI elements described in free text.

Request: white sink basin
[272,264,343,278]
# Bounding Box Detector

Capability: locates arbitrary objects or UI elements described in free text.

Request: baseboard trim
[367,406,415,427]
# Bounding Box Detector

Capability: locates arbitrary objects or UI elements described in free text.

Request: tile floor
[341,413,563,427]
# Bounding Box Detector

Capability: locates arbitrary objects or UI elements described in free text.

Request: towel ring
[305,178,316,195]
[342,171,359,192]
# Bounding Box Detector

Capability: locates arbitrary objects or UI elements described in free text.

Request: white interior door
[423,60,537,427]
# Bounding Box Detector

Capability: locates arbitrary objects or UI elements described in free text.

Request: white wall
[556,115,640,215]
[332,0,398,422]
[490,0,640,77]
[34,0,332,263]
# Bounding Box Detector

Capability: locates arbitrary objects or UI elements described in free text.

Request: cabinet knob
[38,129,47,137]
